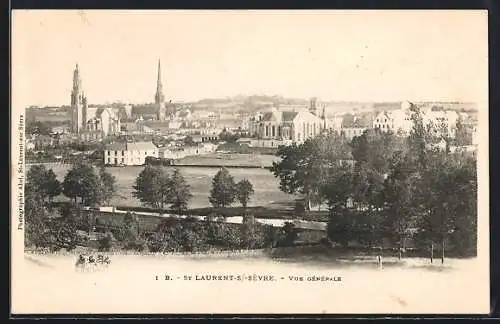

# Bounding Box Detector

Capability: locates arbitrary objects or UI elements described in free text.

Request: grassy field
[45,163,296,210]
[175,152,280,167]
[15,249,487,314]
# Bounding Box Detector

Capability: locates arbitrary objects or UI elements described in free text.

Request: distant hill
[24,96,479,124]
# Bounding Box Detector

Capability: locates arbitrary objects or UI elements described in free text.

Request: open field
[44,163,295,210]
[175,152,280,167]
[13,248,487,314]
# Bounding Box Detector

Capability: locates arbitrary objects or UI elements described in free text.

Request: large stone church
[69,64,121,141]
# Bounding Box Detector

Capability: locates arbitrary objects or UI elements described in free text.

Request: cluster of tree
[218,130,241,143]
[62,164,117,206]
[25,197,82,252]
[133,166,255,215]
[209,167,254,212]
[133,166,193,214]
[25,163,118,250]
[271,104,477,260]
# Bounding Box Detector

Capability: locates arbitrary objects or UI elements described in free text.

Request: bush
[123,238,147,252]
[263,226,282,248]
[277,222,299,247]
[97,232,115,252]
[239,221,267,249]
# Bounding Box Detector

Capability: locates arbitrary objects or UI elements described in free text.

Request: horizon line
[24,97,479,109]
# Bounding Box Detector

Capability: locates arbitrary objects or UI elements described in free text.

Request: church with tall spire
[69,63,121,140]
[155,58,167,121]
[70,63,88,133]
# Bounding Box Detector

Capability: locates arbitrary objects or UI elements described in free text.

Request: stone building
[69,64,121,141]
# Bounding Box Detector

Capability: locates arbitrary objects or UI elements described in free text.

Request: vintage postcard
[11,10,489,315]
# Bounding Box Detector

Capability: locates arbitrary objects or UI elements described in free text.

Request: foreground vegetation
[270,103,477,260]
[24,103,477,263]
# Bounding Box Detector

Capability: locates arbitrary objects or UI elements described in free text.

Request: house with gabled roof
[340,113,373,140]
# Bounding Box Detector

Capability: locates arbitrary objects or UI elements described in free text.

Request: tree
[46,207,80,252]
[25,184,50,248]
[236,179,254,210]
[27,165,61,203]
[406,104,429,171]
[209,167,236,209]
[321,165,354,247]
[271,131,351,211]
[133,165,171,210]
[454,118,472,146]
[99,166,117,206]
[448,155,477,256]
[166,168,192,214]
[43,169,62,203]
[62,163,103,206]
[350,129,405,175]
[416,151,477,262]
[350,165,386,248]
[117,212,146,251]
[183,135,196,146]
[381,151,420,259]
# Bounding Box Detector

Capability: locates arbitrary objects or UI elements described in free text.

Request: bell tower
[70,64,88,133]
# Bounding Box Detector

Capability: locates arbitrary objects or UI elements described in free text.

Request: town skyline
[13,10,487,108]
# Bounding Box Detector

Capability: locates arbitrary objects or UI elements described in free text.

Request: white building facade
[104,141,158,166]
[373,101,460,138]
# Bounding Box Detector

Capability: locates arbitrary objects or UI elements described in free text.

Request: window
[122,151,124,156]
[114,150,117,155]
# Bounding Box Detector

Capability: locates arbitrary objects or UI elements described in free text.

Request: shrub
[97,232,115,252]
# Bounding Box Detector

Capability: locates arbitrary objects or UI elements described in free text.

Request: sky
[12,10,488,107]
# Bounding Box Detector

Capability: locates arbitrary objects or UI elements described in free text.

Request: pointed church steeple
[155,58,165,105]
[155,58,166,121]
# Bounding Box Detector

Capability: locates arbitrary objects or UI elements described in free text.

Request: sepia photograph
[11,10,489,315]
